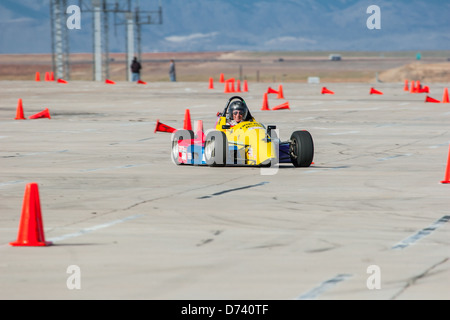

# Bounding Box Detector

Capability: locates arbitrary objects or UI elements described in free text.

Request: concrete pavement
[0,80,449,300]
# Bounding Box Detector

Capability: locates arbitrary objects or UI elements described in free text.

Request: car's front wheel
[289,130,314,167]
[171,130,194,165]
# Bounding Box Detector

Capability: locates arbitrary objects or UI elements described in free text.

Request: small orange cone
[403,80,409,91]
[105,79,116,84]
[195,120,205,142]
[45,72,50,82]
[416,80,421,93]
[321,87,334,94]
[440,144,450,184]
[196,120,203,133]
[183,109,192,130]
[137,80,147,84]
[228,79,235,92]
[272,101,290,110]
[261,92,270,111]
[220,73,225,83]
[277,85,284,99]
[224,81,230,93]
[370,87,383,95]
[29,108,51,119]
[410,81,415,93]
[442,88,449,103]
[154,120,176,133]
[57,78,67,84]
[35,72,41,82]
[243,80,248,92]
[425,96,441,103]
[236,80,241,92]
[267,87,278,94]
[209,77,214,89]
[50,72,55,81]
[15,99,26,120]
[10,183,52,247]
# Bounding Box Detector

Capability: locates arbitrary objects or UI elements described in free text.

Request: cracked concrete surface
[0,80,449,300]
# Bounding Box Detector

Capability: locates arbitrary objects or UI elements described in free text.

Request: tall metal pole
[126,12,135,82]
[51,0,68,80]
[50,0,56,77]
[135,8,142,62]
[62,0,70,80]
[93,0,102,81]
[132,0,163,63]
[102,0,110,80]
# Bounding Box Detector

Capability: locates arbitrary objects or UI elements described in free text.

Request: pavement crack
[197,181,269,199]
[123,177,245,210]
[390,257,449,300]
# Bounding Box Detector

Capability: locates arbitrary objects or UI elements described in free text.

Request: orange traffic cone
[45,72,50,82]
[15,98,26,120]
[416,80,421,93]
[370,87,383,95]
[410,81,415,93]
[442,88,449,103]
[228,79,235,92]
[267,87,278,94]
[154,120,176,133]
[29,108,51,119]
[440,144,450,184]
[277,85,284,99]
[403,80,409,91]
[105,79,116,84]
[183,109,192,130]
[209,77,214,89]
[196,119,203,133]
[195,120,205,142]
[137,80,147,84]
[272,101,290,110]
[35,72,41,82]
[243,80,248,92]
[236,80,241,92]
[321,87,334,94]
[10,183,52,247]
[57,78,67,84]
[50,72,55,81]
[224,81,230,93]
[261,93,270,111]
[220,73,225,83]
[425,96,440,103]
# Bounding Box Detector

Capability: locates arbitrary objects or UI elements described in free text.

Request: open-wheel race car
[155,96,314,167]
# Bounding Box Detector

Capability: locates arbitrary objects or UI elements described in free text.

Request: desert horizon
[1,50,450,83]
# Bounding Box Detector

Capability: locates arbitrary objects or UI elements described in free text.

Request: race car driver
[227,100,249,126]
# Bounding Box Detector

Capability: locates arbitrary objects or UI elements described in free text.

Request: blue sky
[1,0,449,54]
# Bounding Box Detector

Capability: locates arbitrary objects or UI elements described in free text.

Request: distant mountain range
[1,0,450,54]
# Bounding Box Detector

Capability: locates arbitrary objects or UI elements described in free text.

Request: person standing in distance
[169,59,176,82]
[130,57,142,82]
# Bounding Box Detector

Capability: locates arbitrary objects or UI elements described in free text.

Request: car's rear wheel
[205,131,227,167]
[289,130,314,167]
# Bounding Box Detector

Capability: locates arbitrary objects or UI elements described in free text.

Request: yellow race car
[170,96,314,167]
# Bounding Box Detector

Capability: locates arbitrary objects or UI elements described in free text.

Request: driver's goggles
[233,110,244,115]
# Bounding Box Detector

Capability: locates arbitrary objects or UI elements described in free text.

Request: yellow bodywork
[215,116,277,165]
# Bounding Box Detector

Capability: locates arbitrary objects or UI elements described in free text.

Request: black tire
[289,130,314,167]
[171,130,194,165]
[204,131,227,167]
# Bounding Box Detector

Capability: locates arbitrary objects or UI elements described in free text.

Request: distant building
[329,54,342,61]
